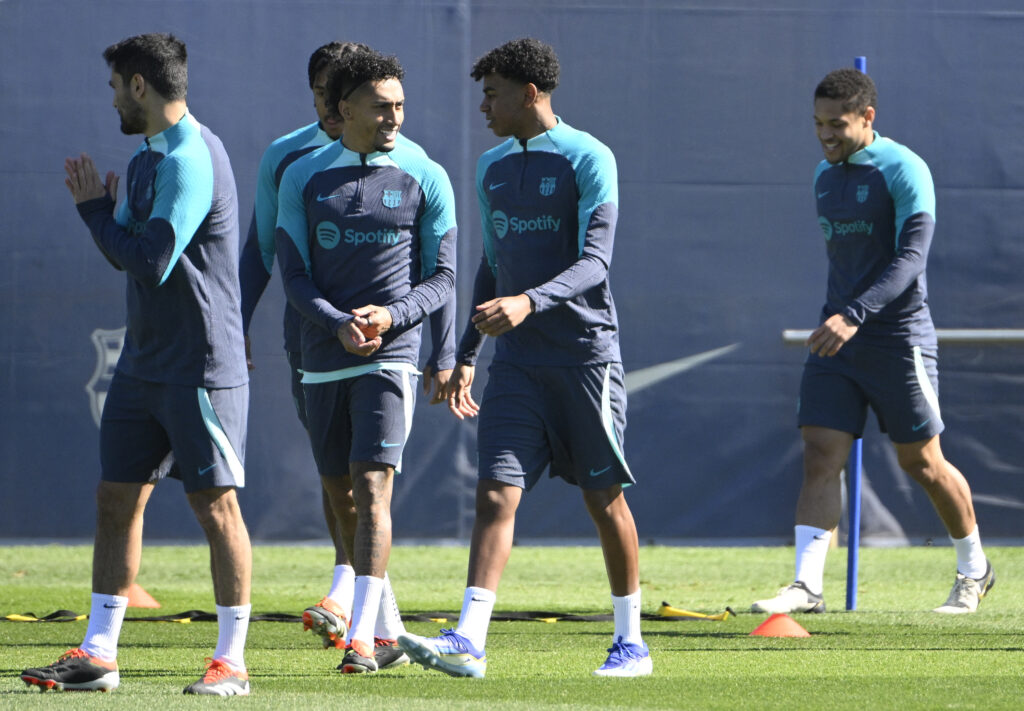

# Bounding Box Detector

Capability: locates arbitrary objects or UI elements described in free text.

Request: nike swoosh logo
[102,603,123,609]
[624,343,740,395]
[380,440,401,448]
[470,597,489,602]
[813,534,829,541]
[316,193,343,202]
[488,182,506,190]
[198,463,217,476]
[912,419,931,431]
[589,466,612,478]
[817,191,829,198]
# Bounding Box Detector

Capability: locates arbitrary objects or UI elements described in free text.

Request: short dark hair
[326,49,404,110]
[814,68,877,115]
[307,41,370,89]
[103,33,188,101]
[471,38,559,93]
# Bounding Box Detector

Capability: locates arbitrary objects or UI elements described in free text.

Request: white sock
[794,524,831,595]
[213,604,250,671]
[80,592,128,662]
[374,572,405,640]
[348,575,384,646]
[612,589,643,646]
[455,586,495,652]
[952,525,987,579]
[327,564,355,620]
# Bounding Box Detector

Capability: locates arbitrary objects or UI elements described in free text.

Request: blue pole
[846,54,867,612]
[845,438,863,610]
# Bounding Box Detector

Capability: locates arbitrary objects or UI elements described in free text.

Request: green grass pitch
[2,544,1022,709]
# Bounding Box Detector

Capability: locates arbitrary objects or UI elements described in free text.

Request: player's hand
[422,365,453,405]
[471,294,532,337]
[244,334,255,370]
[351,305,393,339]
[337,321,381,357]
[65,153,118,205]
[807,313,858,357]
[444,363,479,420]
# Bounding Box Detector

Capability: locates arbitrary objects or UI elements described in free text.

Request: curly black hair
[103,33,188,101]
[307,41,371,89]
[471,38,559,93]
[326,49,404,111]
[815,68,877,115]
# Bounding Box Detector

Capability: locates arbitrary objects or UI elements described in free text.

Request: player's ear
[862,106,876,125]
[522,82,539,108]
[130,73,146,99]
[340,99,353,122]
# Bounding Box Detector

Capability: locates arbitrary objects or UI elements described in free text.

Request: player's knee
[188,487,242,533]
[94,482,146,530]
[899,455,945,487]
[475,483,518,521]
[582,485,625,518]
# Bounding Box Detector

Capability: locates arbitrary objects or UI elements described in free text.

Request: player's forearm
[525,252,609,313]
[275,230,351,335]
[387,229,457,330]
[239,227,272,334]
[385,264,455,331]
[455,257,496,365]
[843,213,933,324]
[76,195,125,271]
[79,197,178,286]
[425,293,457,371]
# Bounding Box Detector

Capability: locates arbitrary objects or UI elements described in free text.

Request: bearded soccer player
[752,68,993,616]
[21,33,252,695]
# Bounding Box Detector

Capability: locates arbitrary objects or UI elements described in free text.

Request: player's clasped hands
[338,304,393,357]
[64,153,118,205]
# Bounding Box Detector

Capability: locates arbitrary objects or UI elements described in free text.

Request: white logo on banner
[86,327,125,428]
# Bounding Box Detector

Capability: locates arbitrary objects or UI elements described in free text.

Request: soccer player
[240,42,440,669]
[275,48,457,674]
[752,68,994,615]
[21,34,252,695]
[397,38,652,678]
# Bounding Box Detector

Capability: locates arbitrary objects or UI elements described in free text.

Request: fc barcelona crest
[539,177,557,196]
[856,185,869,203]
[382,190,402,208]
[86,327,126,427]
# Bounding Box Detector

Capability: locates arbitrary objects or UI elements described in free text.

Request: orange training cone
[750,613,810,637]
[126,583,161,608]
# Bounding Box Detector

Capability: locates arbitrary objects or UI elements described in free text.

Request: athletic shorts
[798,342,944,443]
[100,372,248,492]
[477,361,634,491]
[303,368,416,477]
[286,350,308,429]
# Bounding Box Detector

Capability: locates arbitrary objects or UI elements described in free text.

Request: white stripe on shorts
[197,388,245,487]
[396,369,414,475]
[912,345,941,421]
[600,364,633,479]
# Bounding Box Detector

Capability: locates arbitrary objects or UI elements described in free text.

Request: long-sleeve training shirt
[239,124,453,369]
[76,112,247,388]
[275,139,456,379]
[814,131,937,346]
[457,118,622,367]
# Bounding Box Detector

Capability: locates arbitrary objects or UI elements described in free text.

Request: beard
[118,101,147,135]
